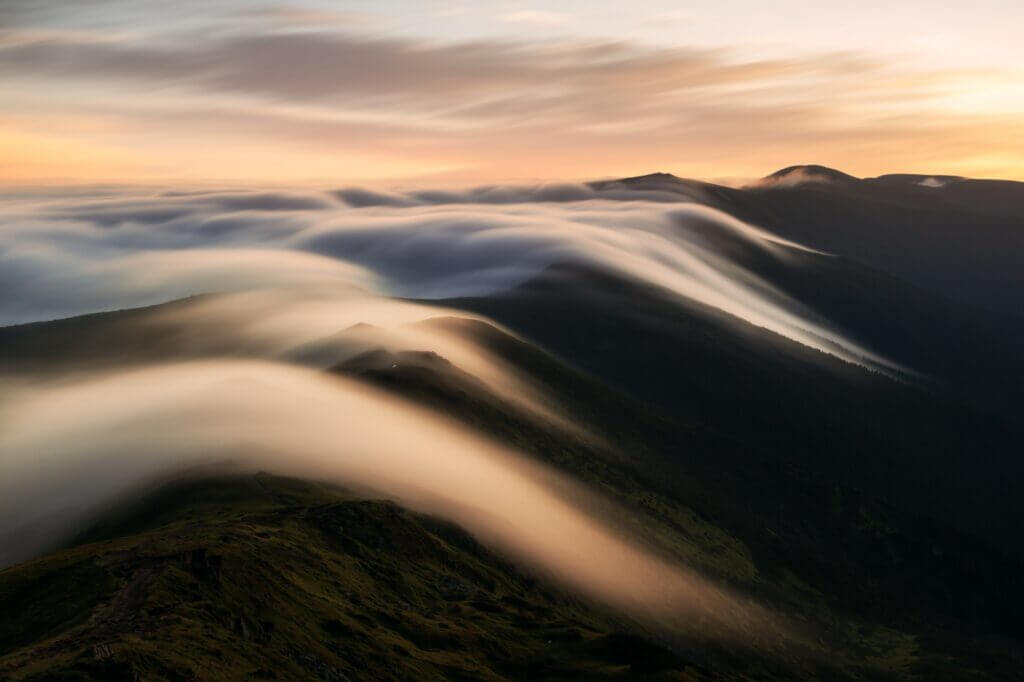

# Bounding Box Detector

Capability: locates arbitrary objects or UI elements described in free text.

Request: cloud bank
[0,183,889,638]
[0,359,778,641]
[0,185,891,368]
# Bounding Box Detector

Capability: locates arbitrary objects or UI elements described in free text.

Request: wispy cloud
[0,11,1021,182]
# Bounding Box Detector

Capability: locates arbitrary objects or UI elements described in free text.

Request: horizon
[3,6,1024,677]
[0,163,1015,193]
[2,1,1023,185]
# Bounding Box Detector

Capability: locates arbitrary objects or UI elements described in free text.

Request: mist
[0,360,777,641]
[0,184,892,369]
[0,180,882,645]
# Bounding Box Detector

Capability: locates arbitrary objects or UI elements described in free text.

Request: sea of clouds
[0,181,883,641]
[0,182,886,366]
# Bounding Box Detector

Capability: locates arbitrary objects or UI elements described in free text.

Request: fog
[0,184,891,369]
[0,360,775,640]
[141,290,583,436]
[0,181,880,641]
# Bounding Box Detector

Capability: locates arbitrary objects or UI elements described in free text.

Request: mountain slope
[0,474,710,681]
[442,264,1024,551]
[608,167,1024,316]
[2,168,1023,680]
[0,299,1022,678]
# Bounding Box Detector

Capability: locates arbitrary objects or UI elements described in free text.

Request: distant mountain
[601,166,1024,317]
[757,164,859,186]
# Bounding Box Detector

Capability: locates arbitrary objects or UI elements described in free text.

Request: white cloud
[0,184,895,370]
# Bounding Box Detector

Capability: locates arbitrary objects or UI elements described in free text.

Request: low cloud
[0,185,893,369]
[0,359,780,641]
[0,181,866,643]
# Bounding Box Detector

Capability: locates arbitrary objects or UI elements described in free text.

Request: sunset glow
[2,0,1023,184]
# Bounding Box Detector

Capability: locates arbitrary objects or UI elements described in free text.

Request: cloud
[333,187,419,208]
[235,5,380,29]
[0,185,895,371]
[0,181,873,640]
[334,182,684,207]
[0,359,780,639]
[1,25,1019,181]
[0,5,1022,182]
[0,242,376,323]
[0,30,555,103]
[0,30,981,119]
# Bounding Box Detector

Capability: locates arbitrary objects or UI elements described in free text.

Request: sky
[1,0,1023,185]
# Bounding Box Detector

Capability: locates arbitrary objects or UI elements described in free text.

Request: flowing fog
[0,183,890,367]
[0,361,776,640]
[0,181,875,640]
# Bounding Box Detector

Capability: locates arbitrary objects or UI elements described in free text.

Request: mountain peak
[755,165,858,188]
[588,171,713,199]
[615,171,685,184]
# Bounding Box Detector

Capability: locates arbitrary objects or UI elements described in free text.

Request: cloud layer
[0,181,871,641]
[0,184,891,368]
[0,182,898,639]
[0,359,776,640]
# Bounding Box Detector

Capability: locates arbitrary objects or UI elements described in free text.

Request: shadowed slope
[0,474,713,681]
[611,168,1024,316]
[442,264,1024,552]
[0,302,1021,679]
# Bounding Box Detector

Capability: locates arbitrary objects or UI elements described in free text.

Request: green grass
[2,312,1022,680]
[0,475,707,681]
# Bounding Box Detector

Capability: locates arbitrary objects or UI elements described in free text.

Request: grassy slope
[333,318,1024,679]
[0,475,709,681]
[1,302,1021,679]
[443,265,1024,551]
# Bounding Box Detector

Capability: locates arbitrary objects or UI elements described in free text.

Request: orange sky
[2,1,1023,185]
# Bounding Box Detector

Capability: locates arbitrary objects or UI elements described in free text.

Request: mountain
[597,166,1024,316]
[443,263,1024,550]
[1,169,1023,680]
[757,164,860,186]
[2,299,1022,679]
[1,474,713,681]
